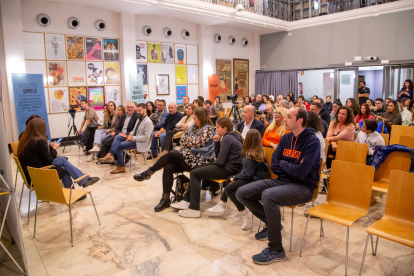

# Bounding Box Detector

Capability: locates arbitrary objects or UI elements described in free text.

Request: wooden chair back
[374,151,411,183]
[380,133,389,145]
[225,108,231,117]
[264,147,277,179]
[218,111,224,118]
[328,160,374,213]
[336,140,368,165]
[399,135,414,148]
[12,155,31,189]
[10,141,19,156]
[324,138,329,158]
[27,166,68,205]
[390,125,414,145]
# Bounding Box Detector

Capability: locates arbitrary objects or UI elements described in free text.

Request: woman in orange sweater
[262,107,290,149]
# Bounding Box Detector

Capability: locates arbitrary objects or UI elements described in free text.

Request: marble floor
[1,145,414,276]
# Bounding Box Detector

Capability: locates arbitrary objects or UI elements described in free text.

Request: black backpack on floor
[171,174,190,203]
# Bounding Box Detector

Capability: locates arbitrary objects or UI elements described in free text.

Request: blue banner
[129,73,144,104]
[12,74,51,140]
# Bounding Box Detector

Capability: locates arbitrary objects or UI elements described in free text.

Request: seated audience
[161,104,195,153]
[408,99,414,112]
[295,95,309,110]
[193,98,203,108]
[355,119,385,165]
[385,98,392,106]
[18,118,99,195]
[330,100,341,121]
[309,102,329,137]
[355,103,373,124]
[236,105,265,138]
[278,100,289,109]
[380,100,402,133]
[177,96,190,114]
[146,101,157,124]
[78,99,100,148]
[170,117,243,218]
[153,100,168,130]
[197,96,205,104]
[313,98,330,126]
[244,96,251,105]
[366,99,375,110]
[372,98,386,116]
[204,100,219,125]
[397,79,413,101]
[311,95,318,103]
[231,98,245,121]
[133,107,215,212]
[98,105,125,158]
[401,98,413,126]
[262,107,290,149]
[306,111,326,164]
[346,98,359,117]
[326,106,356,169]
[236,107,320,265]
[252,94,263,110]
[258,104,274,128]
[325,96,333,114]
[259,95,270,111]
[250,94,256,103]
[214,96,224,111]
[207,129,268,229]
[275,94,283,105]
[286,95,295,108]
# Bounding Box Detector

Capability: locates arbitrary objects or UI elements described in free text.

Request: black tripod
[62,114,82,154]
[228,101,242,125]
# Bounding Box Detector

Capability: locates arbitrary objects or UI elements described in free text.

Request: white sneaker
[86,154,95,162]
[170,200,190,210]
[207,201,226,214]
[89,146,100,153]
[179,209,201,218]
[241,209,252,230]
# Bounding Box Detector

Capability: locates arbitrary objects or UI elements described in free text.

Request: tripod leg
[62,125,74,153]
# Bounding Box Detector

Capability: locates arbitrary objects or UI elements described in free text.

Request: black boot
[133,169,154,182]
[154,193,171,212]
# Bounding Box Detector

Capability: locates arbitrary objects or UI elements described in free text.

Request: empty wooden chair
[399,135,414,148]
[336,140,368,165]
[324,138,329,158]
[300,160,375,276]
[379,133,389,145]
[264,147,277,179]
[225,108,231,117]
[389,125,414,145]
[218,111,224,118]
[12,155,34,225]
[359,170,414,275]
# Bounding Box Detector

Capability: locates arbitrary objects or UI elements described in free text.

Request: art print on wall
[45,34,65,60]
[87,62,103,85]
[216,59,232,102]
[104,62,120,85]
[69,86,87,110]
[148,42,161,63]
[88,87,104,110]
[136,41,147,62]
[156,74,169,95]
[175,44,186,64]
[161,43,174,64]
[137,64,148,85]
[66,36,84,60]
[103,39,119,61]
[233,59,249,98]
[49,87,69,113]
[67,61,86,86]
[105,86,121,106]
[176,85,187,105]
[47,61,67,86]
[86,37,102,61]
[175,65,187,85]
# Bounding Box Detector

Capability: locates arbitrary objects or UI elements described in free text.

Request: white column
[119,13,136,103]
[252,32,261,95]
[198,24,214,100]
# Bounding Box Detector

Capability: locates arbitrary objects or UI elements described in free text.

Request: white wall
[297,69,334,101]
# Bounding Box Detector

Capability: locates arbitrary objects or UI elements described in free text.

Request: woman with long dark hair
[380,100,402,133]
[346,98,359,117]
[146,101,157,123]
[355,103,373,124]
[397,79,413,101]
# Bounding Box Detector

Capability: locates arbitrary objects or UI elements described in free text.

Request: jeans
[94,129,111,146]
[221,179,249,211]
[52,156,87,188]
[236,179,313,251]
[109,135,127,156]
[183,163,232,210]
[151,131,166,156]
[116,141,137,167]
[162,130,178,152]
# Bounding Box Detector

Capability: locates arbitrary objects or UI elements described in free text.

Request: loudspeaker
[95,19,106,31]
[241,37,248,47]
[182,29,190,39]
[67,16,80,30]
[143,25,152,36]
[36,13,50,27]
[164,27,172,37]
[214,33,221,43]
[229,36,235,45]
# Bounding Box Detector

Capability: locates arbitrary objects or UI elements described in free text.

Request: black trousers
[161,130,178,152]
[221,179,250,211]
[99,135,115,158]
[326,144,336,170]
[150,150,192,194]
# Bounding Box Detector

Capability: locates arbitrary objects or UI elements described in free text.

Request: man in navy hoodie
[236,107,320,265]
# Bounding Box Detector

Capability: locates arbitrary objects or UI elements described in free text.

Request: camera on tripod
[227,93,238,104]
[68,105,77,118]
[256,110,267,116]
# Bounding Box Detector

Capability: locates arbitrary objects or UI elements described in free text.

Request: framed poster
[156,74,170,95]
[45,34,65,60]
[137,64,148,85]
[175,65,187,84]
[176,85,187,105]
[216,59,232,102]
[148,42,161,63]
[67,61,86,86]
[175,44,186,64]
[233,59,249,98]
[143,86,149,102]
[105,86,121,106]
[23,32,45,60]
[47,61,67,86]
[87,62,103,85]
[104,62,120,85]
[161,43,174,64]
[49,87,69,113]
[88,87,104,109]
[66,36,84,60]
[103,38,119,61]
[136,41,147,62]
[187,65,198,84]
[187,45,198,64]
[69,86,87,110]
[86,37,102,61]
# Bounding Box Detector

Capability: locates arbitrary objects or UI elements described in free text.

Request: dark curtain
[255,70,298,99]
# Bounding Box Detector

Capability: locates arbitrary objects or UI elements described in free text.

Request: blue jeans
[94,129,111,145]
[116,141,137,167]
[150,132,166,156]
[52,157,87,188]
[109,135,126,156]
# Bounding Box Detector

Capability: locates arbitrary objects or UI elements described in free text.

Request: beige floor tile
[186,263,232,276]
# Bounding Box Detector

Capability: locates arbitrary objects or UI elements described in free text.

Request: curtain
[255,70,298,99]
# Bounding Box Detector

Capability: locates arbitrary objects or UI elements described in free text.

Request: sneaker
[89,146,100,153]
[252,247,286,265]
[86,154,95,162]
[178,209,201,218]
[255,226,268,240]
[170,200,190,210]
[207,201,226,214]
[82,177,100,188]
[241,209,252,230]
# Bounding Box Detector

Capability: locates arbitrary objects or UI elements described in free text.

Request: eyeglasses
[275,112,282,115]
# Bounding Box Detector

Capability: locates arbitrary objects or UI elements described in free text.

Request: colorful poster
[87,62,103,85]
[66,36,84,60]
[148,42,161,63]
[67,61,86,86]
[88,87,104,110]
[208,74,219,103]
[176,85,187,105]
[129,73,144,104]
[103,38,119,61]
[105,86,121,107]
[161,43,174,64]
[69,86,87,110]
[136,41,147,62]
[49,87,69,113]
[156,74,169,95]
[47,61,67,86]
[104,62,120,85]
[137,64,148,85]
[216,59,232,102]
[45,34,65,60]
[233,59,249,98]
[175,65,187,84]
[86,37,102,61]
[175,44,186,64]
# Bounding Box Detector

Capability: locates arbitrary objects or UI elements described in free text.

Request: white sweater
[315,131,326,164]
[355,131,385,156]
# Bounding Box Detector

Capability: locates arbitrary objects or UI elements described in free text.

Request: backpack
[171,174,190,202]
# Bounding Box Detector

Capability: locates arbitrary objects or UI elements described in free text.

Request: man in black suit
[236,105,265,138]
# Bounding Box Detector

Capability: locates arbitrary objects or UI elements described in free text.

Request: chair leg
[130,153,132,174]
[290,209,294,252]
[33,199,39,238]
[250,213,253,233]
[373,236,379,256]
[359,233,370,276]
[345,227,349,276]
[320,218,324,237]
[14,168,18,191]
[219,182,223,199]
[69,203,73,247]
[27,189,32,225]
[224,201,228,220]
[370,234,374,254]
[257,220,262,233]
[282,206,285,220]
[143,152,147,165]
[18,182,25,211]
[300,215,310,257]
[89,193,101,225]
